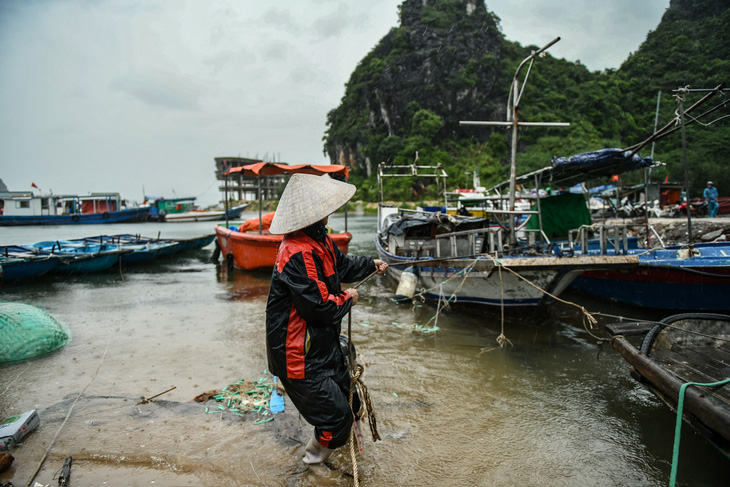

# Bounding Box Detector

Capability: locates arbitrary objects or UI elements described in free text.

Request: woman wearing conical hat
[265,173,387,465]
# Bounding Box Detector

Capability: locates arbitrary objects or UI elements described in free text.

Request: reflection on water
[1,216,729,486]
[215,264,272,301]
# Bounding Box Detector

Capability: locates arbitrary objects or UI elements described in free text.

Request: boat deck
[607,319,730,456]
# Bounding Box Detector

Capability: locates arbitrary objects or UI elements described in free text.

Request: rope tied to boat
[490,256,599,333]
[495,263,513,349]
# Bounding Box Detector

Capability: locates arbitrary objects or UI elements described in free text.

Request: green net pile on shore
[194,376,278,424]
[0,302,72,365]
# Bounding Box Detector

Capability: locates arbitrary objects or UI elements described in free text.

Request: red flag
[31,182,39,190]
[664,175,669,183]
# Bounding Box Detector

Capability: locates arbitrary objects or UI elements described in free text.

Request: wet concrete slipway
[1,214,729,486]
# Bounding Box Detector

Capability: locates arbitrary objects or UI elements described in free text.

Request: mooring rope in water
[394,259,478,335]
[669,378,730,487]
[496,263,512,349]
[491,258,600,338]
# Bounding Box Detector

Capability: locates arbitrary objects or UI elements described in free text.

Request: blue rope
[669,377,730,487]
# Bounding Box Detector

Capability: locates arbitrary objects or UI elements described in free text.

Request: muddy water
[1,215,729,486]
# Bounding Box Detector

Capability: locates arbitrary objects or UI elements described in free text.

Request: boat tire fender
[640,312,730,355]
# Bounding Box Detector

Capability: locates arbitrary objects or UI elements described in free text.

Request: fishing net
[0,302,72,365]
[194,376,282,424]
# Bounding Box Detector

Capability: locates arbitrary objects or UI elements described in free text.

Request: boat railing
[433,226,548,257]
[567,224,632,255]
[435,227,504,256]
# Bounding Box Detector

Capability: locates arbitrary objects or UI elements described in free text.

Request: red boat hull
[215,226,352,270]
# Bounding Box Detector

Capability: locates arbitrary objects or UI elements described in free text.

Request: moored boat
[606,313,730,463]
[570,240,730,311]
[0,192,152,225]
[71,234,215,260]
[376,160,640,307]
[215,162,353,271]
[163,204,249,222]
[146,196,249,222]
[23,240,133,275]
[0,246,59,283]
[69,235,180,264]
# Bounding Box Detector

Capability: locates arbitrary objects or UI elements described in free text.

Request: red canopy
[225,162,349,179]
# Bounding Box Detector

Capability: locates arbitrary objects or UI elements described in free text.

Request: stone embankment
[604,217,730,247]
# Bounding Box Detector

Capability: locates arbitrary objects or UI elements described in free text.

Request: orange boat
[215,162,353,271]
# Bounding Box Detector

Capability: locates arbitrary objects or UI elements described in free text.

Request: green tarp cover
[527,193,592,238]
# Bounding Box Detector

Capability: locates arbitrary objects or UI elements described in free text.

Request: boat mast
[672,85,729,248]
[461,37,568,246]
[645,90,661,246]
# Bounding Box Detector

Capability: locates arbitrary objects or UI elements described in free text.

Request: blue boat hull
[0,207,152,226]
[0,257,58,283]
[53,253,123,275]
[571,242,730,312]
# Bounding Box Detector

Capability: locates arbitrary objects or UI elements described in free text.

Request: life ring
[71,215,80,222]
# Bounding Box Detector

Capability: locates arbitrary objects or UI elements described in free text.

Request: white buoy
[395,266,418,302]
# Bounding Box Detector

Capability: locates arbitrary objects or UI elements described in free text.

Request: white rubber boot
[303,432,333,465]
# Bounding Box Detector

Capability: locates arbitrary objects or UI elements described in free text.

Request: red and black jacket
[266,231,374,380]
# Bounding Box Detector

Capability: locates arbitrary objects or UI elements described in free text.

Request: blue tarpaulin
[550,148,653,179]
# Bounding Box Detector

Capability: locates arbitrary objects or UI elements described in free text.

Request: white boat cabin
[0,192,124,217]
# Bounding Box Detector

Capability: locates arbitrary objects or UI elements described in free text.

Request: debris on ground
[193,376,280,424]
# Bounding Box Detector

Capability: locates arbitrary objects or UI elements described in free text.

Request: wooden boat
[217,224,352,271]
[376,161,639,307]
[164,204,249,222]
[0,246,59,283]
[72,234,214,260]
[167,234,216,252]
[146,196,249,222]
[567,85,730,312]
[570,241,730,311]
[0,192,152,225]
[215,162,353,271]
[606,313,730,458]
[69,235,180,264]
[23,240,133,275]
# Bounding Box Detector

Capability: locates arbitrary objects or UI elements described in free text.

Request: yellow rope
[496,263,513,349]
[495,261,598,328]
[347,364,380,487]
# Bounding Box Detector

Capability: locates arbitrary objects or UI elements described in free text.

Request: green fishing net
[0,302,72,365]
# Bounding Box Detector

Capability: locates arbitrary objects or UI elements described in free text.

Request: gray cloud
[0,0,669,207]
[109,74,202,112]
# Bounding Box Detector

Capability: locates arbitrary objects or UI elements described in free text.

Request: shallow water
[1,214,729,486]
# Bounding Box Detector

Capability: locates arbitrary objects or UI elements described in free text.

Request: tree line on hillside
[323,0,730,203]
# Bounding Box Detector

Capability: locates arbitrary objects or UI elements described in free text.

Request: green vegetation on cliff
[324,0,730,201]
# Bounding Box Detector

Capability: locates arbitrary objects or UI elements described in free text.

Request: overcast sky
[0,0,668,207]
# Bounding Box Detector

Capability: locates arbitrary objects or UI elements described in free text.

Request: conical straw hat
[269,173,356,235]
